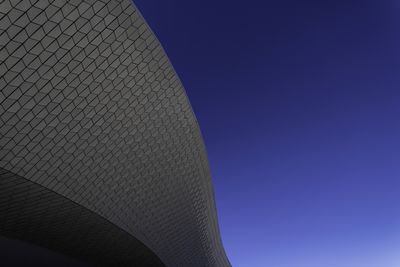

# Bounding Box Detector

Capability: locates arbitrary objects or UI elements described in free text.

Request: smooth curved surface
[0,0,231,266]
[0,236,90,267]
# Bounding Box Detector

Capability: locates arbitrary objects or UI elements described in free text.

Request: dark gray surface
[0,0,230,266]
[0,236,89,267]
[0,167,165,266]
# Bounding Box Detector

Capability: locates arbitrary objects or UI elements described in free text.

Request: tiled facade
[0,0,231,266]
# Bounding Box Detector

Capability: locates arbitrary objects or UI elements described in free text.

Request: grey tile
[0,1,230,267]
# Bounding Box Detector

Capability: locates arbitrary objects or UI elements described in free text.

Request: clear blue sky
[133,1,400,266]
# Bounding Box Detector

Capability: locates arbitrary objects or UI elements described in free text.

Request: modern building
[0,0,231,266]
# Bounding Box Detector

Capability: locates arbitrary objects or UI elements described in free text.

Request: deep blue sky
[134,1,400,266]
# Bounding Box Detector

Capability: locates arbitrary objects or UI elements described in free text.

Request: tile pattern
[0,167,165,266]
[0,0,231,266]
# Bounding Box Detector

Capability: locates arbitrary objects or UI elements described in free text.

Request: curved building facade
[0,0,231,266]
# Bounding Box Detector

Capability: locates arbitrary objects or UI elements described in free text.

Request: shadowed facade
[0,0,231,266]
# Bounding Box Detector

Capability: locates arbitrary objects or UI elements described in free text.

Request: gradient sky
[133,1,400,266]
